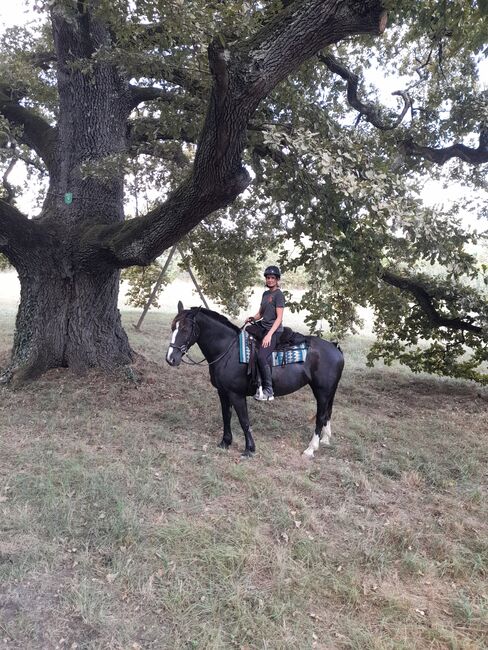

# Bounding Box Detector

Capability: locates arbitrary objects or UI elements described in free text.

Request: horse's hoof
[218,442,230,450]
[241,451,254,459]
[302,449,315,459]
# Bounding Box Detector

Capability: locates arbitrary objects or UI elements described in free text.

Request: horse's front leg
[217,390,233,449]
[228,392,255,457]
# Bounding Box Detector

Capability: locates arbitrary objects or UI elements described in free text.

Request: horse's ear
[177,301,184,313]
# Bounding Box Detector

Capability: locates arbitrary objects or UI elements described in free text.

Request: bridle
[169,307,240,366]
[169,308,201,363]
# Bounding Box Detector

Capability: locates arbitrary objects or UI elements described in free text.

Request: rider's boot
[254,365,274,401]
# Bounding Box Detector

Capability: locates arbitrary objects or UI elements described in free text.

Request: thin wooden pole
[133,245,177,331]
[178,246,209,308]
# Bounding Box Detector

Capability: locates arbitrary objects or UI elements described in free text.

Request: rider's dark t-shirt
[260,289,285,331]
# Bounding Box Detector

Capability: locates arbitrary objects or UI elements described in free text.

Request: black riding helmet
[264,265,281,279]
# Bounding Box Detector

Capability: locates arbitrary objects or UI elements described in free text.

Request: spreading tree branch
[0,200,52,268]
[128,84,198,110]
[151,65,207,97]
[2,156,17,204]
[131,141,191,168]
[125,21,193,49]
[251,143,288,181]
[128,118,199,147]
[0,85,58,173]
[318,52,411,130]
[380,269,484,335]
[252,143,287,165]
[30,51,57,70]
[78,0,387,269]
[11,150,46,175]
[319,51,487,166]
[401,125,488,165]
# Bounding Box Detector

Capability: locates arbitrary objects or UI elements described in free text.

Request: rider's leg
[254,333,277,401]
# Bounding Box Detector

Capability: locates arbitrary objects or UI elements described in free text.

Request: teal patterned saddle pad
[238,331,308,367]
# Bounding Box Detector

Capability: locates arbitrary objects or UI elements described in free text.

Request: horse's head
[166,301,200,367]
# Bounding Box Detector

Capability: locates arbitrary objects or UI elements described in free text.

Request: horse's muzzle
[166,349,182,367]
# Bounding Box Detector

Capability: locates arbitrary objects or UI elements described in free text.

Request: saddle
[276,326,308,349]
[245,324,308,349]
[239,325,309,382]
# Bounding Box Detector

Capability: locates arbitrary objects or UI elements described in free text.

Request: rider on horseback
[245,265,285,402]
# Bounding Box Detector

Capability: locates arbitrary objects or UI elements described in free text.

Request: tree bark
[6,267,131,384]
[1,4,134,381]
[0,208,132,382]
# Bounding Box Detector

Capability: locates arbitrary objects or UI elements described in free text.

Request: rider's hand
[262,333,272,348]
[246,316,254,324]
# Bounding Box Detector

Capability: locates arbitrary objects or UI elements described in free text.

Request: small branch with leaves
[401,124,488,166]
[318,52,411,130]
[380,269,484,335]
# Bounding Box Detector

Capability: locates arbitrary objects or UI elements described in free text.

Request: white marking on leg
[303,433,320,458]
[166,322,179,363]
[320,420,332,446]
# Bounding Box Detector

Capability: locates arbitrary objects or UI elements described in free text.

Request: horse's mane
[191,307,241,334]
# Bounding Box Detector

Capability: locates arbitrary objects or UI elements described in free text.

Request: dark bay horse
[166,302,344,457]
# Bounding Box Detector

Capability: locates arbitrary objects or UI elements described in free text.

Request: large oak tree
[1,0,487,383]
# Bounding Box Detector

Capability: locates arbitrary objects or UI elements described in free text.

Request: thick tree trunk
[6,265,131,383]
[0,5,135,384]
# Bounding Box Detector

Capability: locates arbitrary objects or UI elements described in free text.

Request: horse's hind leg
[303,386,335,458]
[228,392,255,457]
[321,419,332,446]
[217,390,233,449]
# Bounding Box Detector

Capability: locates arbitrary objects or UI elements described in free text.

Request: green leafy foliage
[179,213,263,318]
[367,274,488,384]
[122,257,179,309]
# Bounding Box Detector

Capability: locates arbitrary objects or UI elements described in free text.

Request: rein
[181,336,238,366]
[170,308,243,367]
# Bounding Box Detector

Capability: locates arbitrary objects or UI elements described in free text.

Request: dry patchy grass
[0,309,487,649]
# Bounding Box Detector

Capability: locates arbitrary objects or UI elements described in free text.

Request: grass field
[0,302,487,649]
